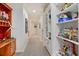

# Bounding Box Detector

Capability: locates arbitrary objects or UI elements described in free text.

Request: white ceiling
[23,3,48,19]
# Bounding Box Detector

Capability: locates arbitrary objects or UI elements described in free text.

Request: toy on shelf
[58,26,78,42]
[71,12,78,19]
[69,27,78,42]
[59,41,69,56]
[0,10,9,20]
[58,11,78,23]
[59,41,77,56]
[61,3,73,11]
[58,28,70,39]
[58,12,72,23]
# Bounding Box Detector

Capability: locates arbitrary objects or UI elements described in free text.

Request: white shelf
[56,18,78,25]
[56,51,62,56]
[57,3,78,15]
[56,36,79,45]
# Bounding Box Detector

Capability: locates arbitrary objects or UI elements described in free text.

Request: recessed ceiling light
[33,10,36,13]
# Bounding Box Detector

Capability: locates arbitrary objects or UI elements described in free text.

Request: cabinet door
[0,39,16,56]
[0,46,7,56]
[10,39,16,55]
[4,44,11,56]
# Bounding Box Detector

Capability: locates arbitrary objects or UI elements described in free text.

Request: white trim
[16,50,24,53]
[57,36,79,45]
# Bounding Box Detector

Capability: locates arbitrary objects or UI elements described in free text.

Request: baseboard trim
[16,50,24,53]
[44,46,51,56]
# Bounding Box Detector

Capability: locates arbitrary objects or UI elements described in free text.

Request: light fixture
[32,10,36,13]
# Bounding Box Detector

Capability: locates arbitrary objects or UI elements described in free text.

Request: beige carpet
[16,29,50,56]
[22,35,50,56]
[16,35,50,56]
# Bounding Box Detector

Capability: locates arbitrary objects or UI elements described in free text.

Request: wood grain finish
[0,39,16,56]
[0,3,16,56]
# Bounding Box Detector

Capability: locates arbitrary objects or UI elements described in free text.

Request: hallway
[23,34,49,56]
[0,3,78,56]
[16,3,50,56]
[16,31,50,56]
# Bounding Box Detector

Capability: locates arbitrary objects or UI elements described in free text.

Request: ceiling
[23,3,48,19]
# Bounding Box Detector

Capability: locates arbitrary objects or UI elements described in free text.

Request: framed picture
[25,18,28,33]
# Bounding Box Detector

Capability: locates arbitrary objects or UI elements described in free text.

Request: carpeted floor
[16,34,50,56]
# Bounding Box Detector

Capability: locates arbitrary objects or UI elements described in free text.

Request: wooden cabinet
[0,39,16,56]
[10,39,16,55]
[0,3,16,56]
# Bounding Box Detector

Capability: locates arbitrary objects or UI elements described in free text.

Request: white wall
[51,4,60,55]
[28,17,41,37]
[42,4,52,55]
[23,8,28,20]
[39,15,43,41]
[9,3,28,52]
[23,8,29,49]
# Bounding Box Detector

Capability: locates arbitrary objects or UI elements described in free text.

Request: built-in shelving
[56,36,79,45]
[57,3,78,15]
[42,3,79,56]
[56,18,78,25]
[55,3,78,56]
[0,20,10,27]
